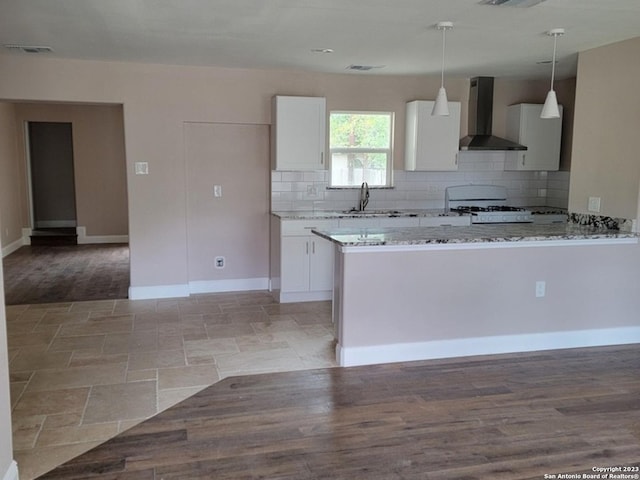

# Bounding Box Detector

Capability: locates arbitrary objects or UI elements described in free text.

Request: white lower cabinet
[271,218,338,303]
[419,216,470,227]
[270,214,470,303]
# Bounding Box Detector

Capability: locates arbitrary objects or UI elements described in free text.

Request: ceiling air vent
[479,0,547,6]
[4,44,54,54]
[346,64,385,71]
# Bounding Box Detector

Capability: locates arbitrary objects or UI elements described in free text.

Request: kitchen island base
[332,239,640,367]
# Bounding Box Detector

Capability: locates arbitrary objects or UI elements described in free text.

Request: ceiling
[2,0,640,80]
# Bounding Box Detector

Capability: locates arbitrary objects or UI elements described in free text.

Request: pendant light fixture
[540,28,564,119]
[432,21,453,116]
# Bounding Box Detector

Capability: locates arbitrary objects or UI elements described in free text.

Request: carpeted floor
[2,244,130,305]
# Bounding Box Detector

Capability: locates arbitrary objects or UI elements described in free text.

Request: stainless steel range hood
[459,77,527,151]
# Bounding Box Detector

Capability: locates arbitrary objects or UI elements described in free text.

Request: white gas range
[445,185,566,224]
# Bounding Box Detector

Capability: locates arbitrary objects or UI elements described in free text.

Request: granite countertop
[271,209,463,219]
[312,223,638,247]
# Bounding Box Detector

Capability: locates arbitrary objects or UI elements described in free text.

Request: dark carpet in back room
[2,244,129,305]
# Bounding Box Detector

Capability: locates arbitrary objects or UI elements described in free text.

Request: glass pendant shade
[432,87,450,116]
[432,21,453,117]
[540,89,560,119]
[541,28,564,119]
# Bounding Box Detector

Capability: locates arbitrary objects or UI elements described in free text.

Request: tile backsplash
[271,151,570,212]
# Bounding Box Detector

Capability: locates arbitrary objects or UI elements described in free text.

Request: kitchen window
[329,111,394,187]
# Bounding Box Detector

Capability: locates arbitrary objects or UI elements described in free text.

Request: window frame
[328,110,394,188]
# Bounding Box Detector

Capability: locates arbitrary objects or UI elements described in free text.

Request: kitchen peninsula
[312,223,640,367]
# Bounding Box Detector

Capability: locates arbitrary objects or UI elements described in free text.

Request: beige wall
[335,241,640,366]
[0,54,554,291]
[569,36,640,219]
[0,102,23,248]
[0,263,15,478]
[493,77,575,171]
[13,103,128,236]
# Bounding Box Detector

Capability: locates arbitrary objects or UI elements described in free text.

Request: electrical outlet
[215,256,225,269]
[134,162,149,175]
[535,281,546,298]
[588,196,601,213]
[214,185,222,198]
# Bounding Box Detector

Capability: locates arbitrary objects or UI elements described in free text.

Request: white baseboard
[21,228,31,246]
[128,284,190,300]
[337,326,640,367]
[1,238,24,258]
[128,277,270,300]
[277,290,332,303]
[2,461,19,480]
[76,226,128,244]
[189,278,269,294]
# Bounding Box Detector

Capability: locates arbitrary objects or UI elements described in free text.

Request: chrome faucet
[358,182,370,211]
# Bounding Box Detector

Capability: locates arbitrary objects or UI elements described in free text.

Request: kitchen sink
[341,209,405,216]
[342,210,417,217]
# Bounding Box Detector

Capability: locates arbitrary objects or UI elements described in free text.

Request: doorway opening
[26,121,79,245]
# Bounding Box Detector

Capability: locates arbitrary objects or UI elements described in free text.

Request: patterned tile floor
[6,291,336,480]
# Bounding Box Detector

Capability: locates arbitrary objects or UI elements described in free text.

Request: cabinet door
[309,236,334,292]
[272,96,326,171]
[405,100,461,171]
[281,236,310,292]
[505,104,562,171]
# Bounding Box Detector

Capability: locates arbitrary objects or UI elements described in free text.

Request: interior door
[27,121,77,229]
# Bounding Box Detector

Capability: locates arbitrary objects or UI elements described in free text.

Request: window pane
[330,152,389,187]
[330,113,391,149]
[329,111,393,188]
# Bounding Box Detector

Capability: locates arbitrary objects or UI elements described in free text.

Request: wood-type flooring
[38,343,640,479]
[2,244,129,305]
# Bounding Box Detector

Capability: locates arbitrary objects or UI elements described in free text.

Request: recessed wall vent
[346,64,385,71]
[479,0,547,6]
[3,44,54,54]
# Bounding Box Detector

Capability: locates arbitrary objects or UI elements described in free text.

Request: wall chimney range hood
[459,77,527,151]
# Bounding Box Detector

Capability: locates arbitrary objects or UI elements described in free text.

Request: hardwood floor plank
[37,345,640,479]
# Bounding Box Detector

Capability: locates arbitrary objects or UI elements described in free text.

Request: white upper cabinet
[271,95,326,171]
[404,100,461,171]
[504,103,563,171]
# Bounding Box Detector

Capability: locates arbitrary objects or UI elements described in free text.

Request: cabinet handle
[312,241,316,254]
[522,153,526,166]
[320,152,324,165]
[306,241,309,255]
[455,153,458,166]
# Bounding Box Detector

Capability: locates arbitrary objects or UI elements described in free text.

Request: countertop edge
[311,225,639,251]
[334,237,638,253]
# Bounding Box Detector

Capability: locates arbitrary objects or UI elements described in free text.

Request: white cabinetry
[271,95,326,171]
[405,100,461,171]
[419,216,470,227]
[504,103,562,171]
[271,217,337,303]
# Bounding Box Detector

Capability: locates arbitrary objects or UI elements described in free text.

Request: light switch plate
[588,196,601,212]
[134,162,149,175]
[214,185,222,198]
